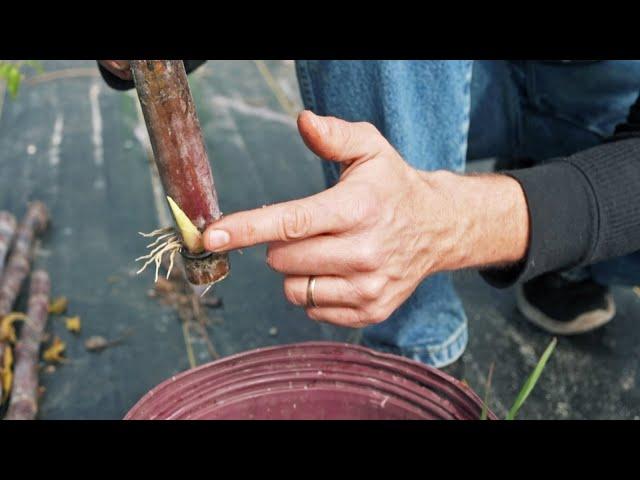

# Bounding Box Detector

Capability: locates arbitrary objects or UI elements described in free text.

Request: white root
[135,235,178,262]
[135,228,182,282]
[136,227,216,299]
[167,248,178,280]
[146,232,176,249]
[141,240,181,281]
[137,227,174,238]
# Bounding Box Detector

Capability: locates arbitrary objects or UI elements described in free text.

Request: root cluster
[135,227,182,283]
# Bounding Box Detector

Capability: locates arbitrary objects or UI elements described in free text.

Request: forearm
[422,170,530,274]
[424,133,640,287]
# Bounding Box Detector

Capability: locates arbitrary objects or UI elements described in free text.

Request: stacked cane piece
[0,202,50,420]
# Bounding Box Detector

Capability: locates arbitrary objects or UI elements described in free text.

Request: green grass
[481,337,557,420]
[506,337,557,420]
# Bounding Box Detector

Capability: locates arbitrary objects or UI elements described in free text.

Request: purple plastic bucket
[125,342,496,420]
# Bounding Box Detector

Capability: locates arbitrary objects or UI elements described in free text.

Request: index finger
[203,189,353,252]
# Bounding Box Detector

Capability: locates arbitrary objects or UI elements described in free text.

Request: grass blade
[480,362,495,420]
[506,337,557,420]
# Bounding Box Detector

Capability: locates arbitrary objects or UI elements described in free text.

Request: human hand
[202,112,460,327]
[203,111,529,328]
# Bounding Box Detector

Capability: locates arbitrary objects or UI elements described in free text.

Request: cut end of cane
[166,196,204,254]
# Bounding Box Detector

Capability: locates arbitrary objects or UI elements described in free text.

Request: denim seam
[431,335,467,367]
[295,61,340,186]
[459,64,472,172]
[294,60,319,114]
[414,327,467,368]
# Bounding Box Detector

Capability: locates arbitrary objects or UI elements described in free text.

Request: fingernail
[206,229,230,250]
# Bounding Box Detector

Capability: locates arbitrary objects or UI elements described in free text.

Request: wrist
[421,170,530,273]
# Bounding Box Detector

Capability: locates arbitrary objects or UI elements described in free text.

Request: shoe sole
[516,285,616,335]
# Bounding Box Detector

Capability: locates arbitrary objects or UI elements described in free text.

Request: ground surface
[0,60,638,419]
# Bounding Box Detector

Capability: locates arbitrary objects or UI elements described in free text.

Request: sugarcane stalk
[0,211,17,279]
[4,270,50,420]
[130,60,229,286]
[0,202,48,317]
[0,202,48,402]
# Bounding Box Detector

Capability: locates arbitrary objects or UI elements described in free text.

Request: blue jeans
[295,60,640,367]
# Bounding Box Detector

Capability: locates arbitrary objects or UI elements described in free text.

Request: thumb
[297,110,386,165]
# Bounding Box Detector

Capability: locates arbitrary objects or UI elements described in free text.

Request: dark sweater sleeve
[481,95,640,288]
[97,60,207,91]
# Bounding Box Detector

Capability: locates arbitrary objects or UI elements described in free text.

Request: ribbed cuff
[566,138,640,262]
[480,161,596,288]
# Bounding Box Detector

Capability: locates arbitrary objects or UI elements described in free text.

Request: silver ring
[306,276,318,308]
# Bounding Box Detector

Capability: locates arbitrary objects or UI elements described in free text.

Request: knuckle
[358,277,386,301]
[237,221,258,245]
[278,204,312,241]
[352,242,381,272]
[359,121,380,136]
[359,121,389,153]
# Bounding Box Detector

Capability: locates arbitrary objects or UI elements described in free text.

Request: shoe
[516,272,616,335]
